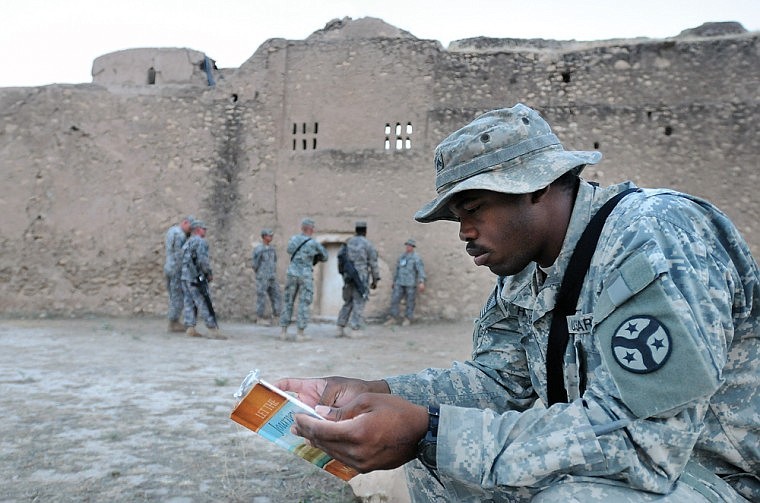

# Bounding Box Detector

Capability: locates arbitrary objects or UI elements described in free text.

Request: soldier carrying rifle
[181,220,226,340]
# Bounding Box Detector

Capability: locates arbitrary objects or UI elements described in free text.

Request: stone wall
[1,18,758,321]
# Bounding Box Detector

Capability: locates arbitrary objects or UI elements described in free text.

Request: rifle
[192,250,217,323]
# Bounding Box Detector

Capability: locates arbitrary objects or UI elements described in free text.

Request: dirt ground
[0,315,473,502]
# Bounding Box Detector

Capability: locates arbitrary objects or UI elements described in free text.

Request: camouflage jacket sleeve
[314,240,328,263]
[252,245,262,272]
[369,243,380,281]
[194,238,212,278]
[164,226,185,274]
[413,253,426,283]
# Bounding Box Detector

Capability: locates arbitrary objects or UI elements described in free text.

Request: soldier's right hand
[292,393,428,472]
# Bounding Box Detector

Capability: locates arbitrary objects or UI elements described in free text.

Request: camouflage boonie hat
[191,220,207,230]
[301,218,315,228]
[404,238,416,247]
[414,103,602,223]
[355,221,367,228]
[261,228,274,236]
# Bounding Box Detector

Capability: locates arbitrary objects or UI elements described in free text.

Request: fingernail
[315,405,330,417]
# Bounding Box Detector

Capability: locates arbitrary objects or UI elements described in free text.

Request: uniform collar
[501,180,637,314]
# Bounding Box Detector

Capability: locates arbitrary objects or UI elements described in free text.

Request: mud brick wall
[1,19,757,320]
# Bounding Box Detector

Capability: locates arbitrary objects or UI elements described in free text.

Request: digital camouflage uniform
[252,241,281,319]
[181,234,217,329]
[164,224,187,322]
[387,181,759,502]
[337,234,380,330]
[389,249,426,321]
[279,234,328,330]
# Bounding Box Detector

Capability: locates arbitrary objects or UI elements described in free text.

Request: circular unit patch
[611,315,672,374]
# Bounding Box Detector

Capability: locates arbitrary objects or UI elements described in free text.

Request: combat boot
[349,326,364,339]
[402,318,411,327]
[208,327,228,340]
[280,326,290,341]
[186,326,202,338]
[336,325,347,338]
[383,317,398,327]
[168,320,185,333]
[295,328,311,342]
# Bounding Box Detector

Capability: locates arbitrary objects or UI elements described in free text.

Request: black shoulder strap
[546,188,641,406]
[290,237,312,262]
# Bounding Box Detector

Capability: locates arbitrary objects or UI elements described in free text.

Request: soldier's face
[262,234,273,244]
[448,189,546,276]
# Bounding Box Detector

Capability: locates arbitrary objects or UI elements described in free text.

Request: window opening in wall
[561,71,571,83]
[291,120,320,151]
[384,120,414,151]
[664,126,673,136]
[147,67,156,85]
[593,142,600,149]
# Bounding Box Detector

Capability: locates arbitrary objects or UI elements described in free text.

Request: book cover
[230,370,359,481]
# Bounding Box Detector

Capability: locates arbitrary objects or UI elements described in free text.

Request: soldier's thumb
[315,404,341,421]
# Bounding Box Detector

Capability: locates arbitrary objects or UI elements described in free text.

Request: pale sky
[2,0,759,88]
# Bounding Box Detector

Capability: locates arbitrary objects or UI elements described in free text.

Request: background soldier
[279,218,328,342]
[164,215,193,332]
[251,228,281,326]
[180,220,225,340]
[337,221,380,337]
[386,238,426,326]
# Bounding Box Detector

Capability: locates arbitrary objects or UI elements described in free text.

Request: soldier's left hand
[370,280,378,290]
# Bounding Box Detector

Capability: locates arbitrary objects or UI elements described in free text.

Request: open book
[230,370,359,481]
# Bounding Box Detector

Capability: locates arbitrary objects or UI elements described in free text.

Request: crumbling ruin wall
[0,20,758,321]
[92,48,217,87]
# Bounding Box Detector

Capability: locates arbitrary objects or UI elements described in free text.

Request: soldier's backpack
[337,243,367,298]
[337,243,348,274]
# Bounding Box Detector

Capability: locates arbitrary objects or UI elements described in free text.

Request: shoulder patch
[596,276,721,418]
[611,316,671,373]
